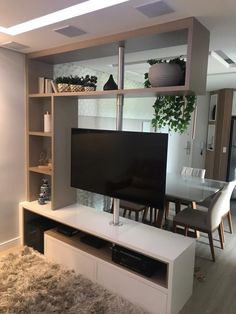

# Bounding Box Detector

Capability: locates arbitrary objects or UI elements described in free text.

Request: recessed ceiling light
[0,0,130,36]
[211,50,236,68]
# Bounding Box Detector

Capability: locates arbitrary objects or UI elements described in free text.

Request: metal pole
[112,44,125,226]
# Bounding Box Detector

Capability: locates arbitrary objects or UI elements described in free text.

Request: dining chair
[173,190,225,262]
[198,180,236,235]
[165,166,206,219]
[120,200,147,222]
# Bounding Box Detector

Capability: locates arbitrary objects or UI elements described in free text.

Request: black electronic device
[57,224,79,237]
[112,245,159,277]
[71,129,168,209]
[80,234,108,249]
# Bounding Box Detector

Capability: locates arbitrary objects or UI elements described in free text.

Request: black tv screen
[71,129,168,209]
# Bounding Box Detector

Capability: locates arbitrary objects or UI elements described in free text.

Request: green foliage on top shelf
[151,95,196,133]
[55,75,97,87]
[55,76,71,84]
[83,75,98,88]
[144,56,186,88]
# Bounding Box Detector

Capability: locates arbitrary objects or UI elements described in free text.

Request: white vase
[148,63,183,87]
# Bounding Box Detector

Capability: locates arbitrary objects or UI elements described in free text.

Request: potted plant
[69,75,84,92]
[144,57,195,133]
[55,76,71,92]
[144,57,186,88]
[83,75,98,91]
[151,94,196,133]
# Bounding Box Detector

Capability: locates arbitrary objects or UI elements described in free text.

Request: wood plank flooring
[180,200,236,314]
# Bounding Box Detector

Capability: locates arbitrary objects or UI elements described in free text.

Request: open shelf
[29,131,52,137]
[46,228,168,289]
[29,166,52,175]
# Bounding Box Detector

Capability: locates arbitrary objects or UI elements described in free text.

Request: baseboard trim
[0,237,21,252]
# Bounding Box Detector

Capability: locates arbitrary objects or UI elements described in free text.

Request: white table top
[21,201,195,263]
[166,173,225,202]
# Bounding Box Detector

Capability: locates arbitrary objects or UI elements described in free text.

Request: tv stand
[20,201,195,314]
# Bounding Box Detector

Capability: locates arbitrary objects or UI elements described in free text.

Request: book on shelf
[50,80,58,93]
[38,77,45,93]
[38,77,56,93]
[45,78,52,93]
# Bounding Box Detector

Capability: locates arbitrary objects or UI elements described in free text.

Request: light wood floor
[180,200,236,314]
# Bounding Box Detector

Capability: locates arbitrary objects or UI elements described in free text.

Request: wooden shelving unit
[26,17,209,210]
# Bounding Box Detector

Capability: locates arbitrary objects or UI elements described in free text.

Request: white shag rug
[0,247,148,314]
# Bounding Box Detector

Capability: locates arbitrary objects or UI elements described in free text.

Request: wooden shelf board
[29,86,194,99]
[29,166,52,175]
[29,131,52,137]
[29,94,52,98]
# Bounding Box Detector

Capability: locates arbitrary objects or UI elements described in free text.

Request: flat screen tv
[71,128,168,209]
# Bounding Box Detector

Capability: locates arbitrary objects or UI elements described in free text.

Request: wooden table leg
[155,208,164,228]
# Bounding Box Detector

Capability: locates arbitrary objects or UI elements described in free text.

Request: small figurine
[38,178,50,205]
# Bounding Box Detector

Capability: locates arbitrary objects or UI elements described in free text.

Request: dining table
[154,173,226,228]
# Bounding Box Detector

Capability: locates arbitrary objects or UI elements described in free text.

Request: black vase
[103,74,118,90]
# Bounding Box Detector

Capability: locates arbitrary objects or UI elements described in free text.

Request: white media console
[19,201,195,314]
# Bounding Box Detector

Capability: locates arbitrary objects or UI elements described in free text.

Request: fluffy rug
[0,247,147,314]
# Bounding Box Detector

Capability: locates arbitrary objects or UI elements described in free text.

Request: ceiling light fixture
[211,50,236,68]
[0,0,130,36]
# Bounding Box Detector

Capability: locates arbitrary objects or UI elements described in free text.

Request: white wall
[0,48,25,248]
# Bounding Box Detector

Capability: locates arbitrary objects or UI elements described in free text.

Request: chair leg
[175,201,181,214]
[227,211,233,234]
[165,201,170,220]
[218,222,224,249]
[208,232,215,262]
[142,207,149,222]
[184,227,189,236]
[173,222,177,233]
[123,209,127,217]
[135,211,139,221]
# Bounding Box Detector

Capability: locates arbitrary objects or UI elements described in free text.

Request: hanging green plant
[151,95,196,133]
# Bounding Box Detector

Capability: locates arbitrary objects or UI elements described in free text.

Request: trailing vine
[144,56,196,133]
[151,95,196,133]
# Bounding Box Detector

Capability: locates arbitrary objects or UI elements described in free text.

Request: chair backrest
[218,180,236,216]
[181,166,206,179]
[181,166,193,176]
[191,168,206,179]
[207,191,226,230]
[207,181,236,230]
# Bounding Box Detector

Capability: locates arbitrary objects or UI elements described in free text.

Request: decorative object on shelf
[44,111,51,132]
[69,75,84,92]
[103,74,118,90]
[144,57,186,88]
[83,75,98,91]
[38,151,47,167]
[151,94,196,133]
[38,178,50,205]
[55,76,70,92]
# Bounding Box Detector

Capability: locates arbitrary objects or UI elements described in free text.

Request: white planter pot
[148,63,183,87]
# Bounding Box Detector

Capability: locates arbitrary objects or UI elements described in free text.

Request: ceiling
[1,0,236,91]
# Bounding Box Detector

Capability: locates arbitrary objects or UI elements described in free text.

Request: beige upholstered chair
[181,166,206,179]
[173,181,235,261]
[198,180,235,234]
[173,191,224,261]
